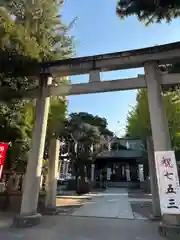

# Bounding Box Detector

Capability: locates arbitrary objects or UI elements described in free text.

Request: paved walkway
[0,215,165,240]
[71,188,134,219]
[0,188,165,239]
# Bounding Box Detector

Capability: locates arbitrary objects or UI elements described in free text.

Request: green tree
[1,0,73,61]
[0,0,73,170]
[47,96,67,141]
[126,89,180,149]
[126,89,151,137]
[69,112,113,137]
[1,101,35,171]
[67,114,101,178]
[63,112,113,193]
[116,0,180,25]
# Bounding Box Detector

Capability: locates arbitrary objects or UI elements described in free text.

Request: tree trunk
[86,162,91,181]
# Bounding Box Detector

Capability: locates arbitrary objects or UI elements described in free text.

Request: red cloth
[0,143,8,178]
[0,143,8,166]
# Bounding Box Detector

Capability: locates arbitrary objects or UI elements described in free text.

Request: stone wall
[0,192,46,213]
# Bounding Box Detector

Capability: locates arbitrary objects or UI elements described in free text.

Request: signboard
[0,143,8,179]
[155,151,180,214]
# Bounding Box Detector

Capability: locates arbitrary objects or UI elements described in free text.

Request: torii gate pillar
[145,62,171,151]
[13,74,52,227]
[145,62,180,239]
[45,138,60,212]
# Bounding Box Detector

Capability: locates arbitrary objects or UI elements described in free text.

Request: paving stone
[71,188,134,219]
[0,215,165,240]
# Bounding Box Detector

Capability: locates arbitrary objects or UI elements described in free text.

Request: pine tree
[116,0,180,25]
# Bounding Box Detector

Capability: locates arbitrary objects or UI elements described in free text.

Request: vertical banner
[91,164,95,181]
[0,143,8,179]
[155,151,180,214]
[107,167,111,180]
[138,164,144,182]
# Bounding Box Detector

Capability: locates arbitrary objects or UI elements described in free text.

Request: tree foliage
[62,112,113,182]
[1,101,35,171]
[0,0,73,170]
[0,0,73,79]
[68,112,113,137]
[116,0,180,25]
[47,96,68,141]
[126,89,180,150]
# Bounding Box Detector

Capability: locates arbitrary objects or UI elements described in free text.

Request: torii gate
[10,42,180,232]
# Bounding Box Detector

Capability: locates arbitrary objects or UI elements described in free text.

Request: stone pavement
[0,215,165,240]
[0,188,165,239]
[71,188,134,219]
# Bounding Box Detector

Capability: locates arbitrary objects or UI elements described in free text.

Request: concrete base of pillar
[162,214,180,225]
[149,213,161,221]
[43,207,59,215]
[158,214,180,239]
[158,222,180,240]
[13,213,41,228]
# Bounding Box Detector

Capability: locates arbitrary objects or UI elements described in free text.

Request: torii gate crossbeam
[44,41,180,76]
[1,73,180,100]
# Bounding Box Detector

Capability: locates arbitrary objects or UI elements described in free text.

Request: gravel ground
[131,202,153,219]
[128,189,152,199]
[128,188,153,219]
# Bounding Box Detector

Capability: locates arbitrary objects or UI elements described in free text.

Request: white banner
[107,168,111,180]
[155,151,180,214]
[91,164,95,181]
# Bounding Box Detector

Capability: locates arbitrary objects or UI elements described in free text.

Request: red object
[0,143,8,179]
[161,157,173,168]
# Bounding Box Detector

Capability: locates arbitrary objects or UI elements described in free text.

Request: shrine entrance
[6,42,180,230]
[93,137,147,188]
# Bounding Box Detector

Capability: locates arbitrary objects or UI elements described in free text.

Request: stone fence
[0,171,47,213]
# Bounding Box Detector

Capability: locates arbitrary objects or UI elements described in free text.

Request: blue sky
[62,0,180,136]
